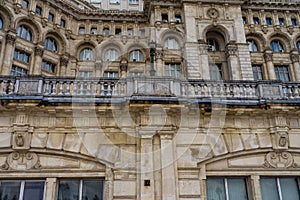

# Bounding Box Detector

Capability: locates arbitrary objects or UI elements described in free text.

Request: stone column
[1,33,16,75]
[264,51,276,80]
[33,46,44,75]
[155,48,163,76]
[251,175,262,200]
[139,131,155,200]
[226,44,241,80]
[159,132,178,200]
[44,178,57,200]
[199,43,209,79]
[60,55,69,76]
[291,53,300,81]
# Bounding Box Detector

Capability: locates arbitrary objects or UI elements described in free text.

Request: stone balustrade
[0,76,299,103]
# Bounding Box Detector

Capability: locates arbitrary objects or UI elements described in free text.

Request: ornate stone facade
[0,0,299,199]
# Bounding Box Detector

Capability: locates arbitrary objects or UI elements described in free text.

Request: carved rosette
[290,54,299,63]
[264,53,273,62]
[1,151,41,170]
[264,151,296,168]
[35,46,44,57]
[6,34,16,45]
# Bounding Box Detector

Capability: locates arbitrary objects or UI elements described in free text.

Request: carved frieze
[264,151,295,168]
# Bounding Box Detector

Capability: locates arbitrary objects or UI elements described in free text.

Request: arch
[159,29,184,49]
[203,24,231,44]
[15,17,41,43]
[0,5,14,29]
[268,32,292,52]
[44,30,67,53]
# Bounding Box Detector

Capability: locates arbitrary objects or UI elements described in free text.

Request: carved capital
[264,52,273,62]
[6,34,16,45]
[225,45,237,57]
[290,54,299,63]
[35,46,44,57]
[60,55,69,66]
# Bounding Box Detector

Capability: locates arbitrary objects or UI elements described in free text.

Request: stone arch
[43,30,67,54]
[246,32,266,51]
[268,32,292,52]
[15,16,42,43]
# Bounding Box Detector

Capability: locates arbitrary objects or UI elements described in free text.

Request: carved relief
[264,151,295,168]
[1,151,41,170]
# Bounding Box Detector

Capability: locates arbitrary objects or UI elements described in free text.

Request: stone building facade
[0,0,299,199]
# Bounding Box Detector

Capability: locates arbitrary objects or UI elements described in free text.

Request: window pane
[23,181,45,200]
[57,180,80,200]
[227,178,248,200]
[206,178,226,200]
[0,181,21,200]
[82,180,104,200]
[260,177,280,200]
[280,178,300,200]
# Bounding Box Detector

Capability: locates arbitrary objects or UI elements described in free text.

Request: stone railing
[0,76,299,102]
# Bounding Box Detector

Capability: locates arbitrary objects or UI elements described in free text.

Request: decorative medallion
[264,151,296,168]
[207,8,219,19]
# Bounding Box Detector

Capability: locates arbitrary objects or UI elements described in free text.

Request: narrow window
[252,65,263,80]
[274,65,290,82]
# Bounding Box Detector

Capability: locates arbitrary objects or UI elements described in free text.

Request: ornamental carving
[207,8,219,19]
[1,151,41,170]
[264,151,295,168]
[264,53,273,62]
[290,54,299,63]
[6,34,16,45]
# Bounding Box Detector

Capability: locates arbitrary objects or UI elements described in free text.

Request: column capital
[6,34,16,45]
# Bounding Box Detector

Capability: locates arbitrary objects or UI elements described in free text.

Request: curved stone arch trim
[14,16,42,43]
[246,32,267,51]
[43,30,67,54]
[159,29,184,49]
[268,32,292,52]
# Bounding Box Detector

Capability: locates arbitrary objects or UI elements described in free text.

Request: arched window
[17,25,32,41]
[105,49,118,61]
[207,39,220,51]
[164,38,179,49]
[129,50,143,62]
[296,41,300,53]
[0,17,3,29]
[270,40,284,52]
[247,39,258,52]
[44,37,58,52]
[80,48,94,61]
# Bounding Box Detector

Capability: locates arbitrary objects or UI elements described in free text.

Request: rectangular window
[42,60,56,73]
[266,17,272,25]
[274,65,290,82]
[78,71,93,78]
[0,180,45,200]
[165,63,181,78]
[252,65,263,80]
[48,12,54,22]
[60,19,66,28]
[209,64,223,80]
[14,49,30,63]
[35,6,42,15]
[129,0,139,4]
[260,177,300,200]
[104,71,119,78]
[11,65,28,76]
[253,17,260,24]
[57,179,104,200]
[291,18,297,26]
[279,18,285,25]
[206,177,249,200]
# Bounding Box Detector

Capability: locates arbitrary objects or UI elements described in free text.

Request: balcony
[0,76,299,105]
